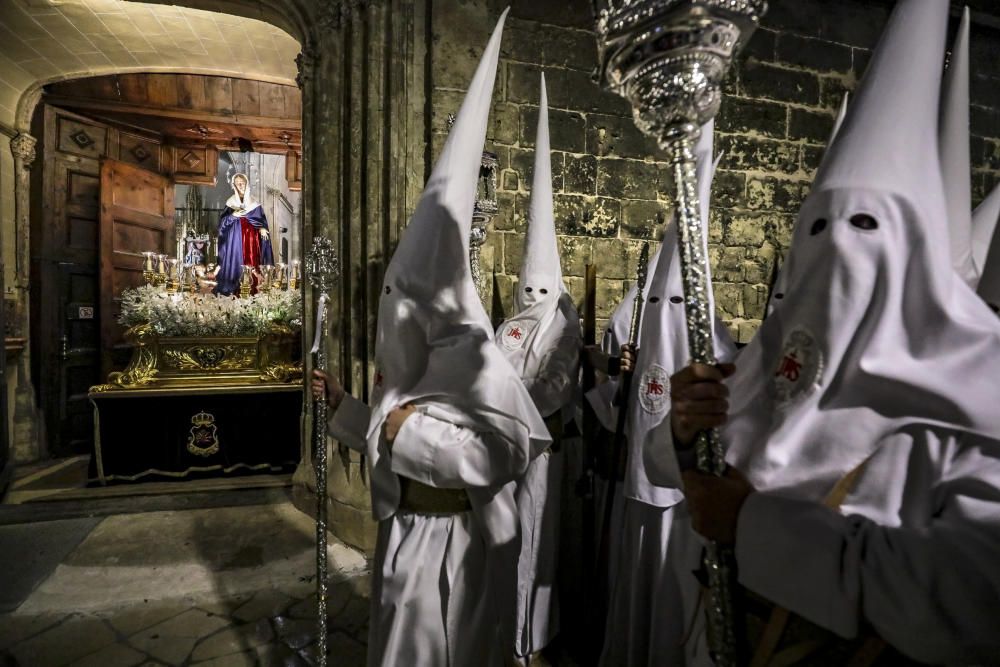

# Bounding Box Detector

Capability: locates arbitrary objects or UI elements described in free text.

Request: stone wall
[432,0,1000,343]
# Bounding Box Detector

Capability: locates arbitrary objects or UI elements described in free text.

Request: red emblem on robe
[775,353,802,382]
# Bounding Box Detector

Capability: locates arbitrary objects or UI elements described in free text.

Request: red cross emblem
[775,353,802,382]
[507,326,523,340]
[646,379,665,396]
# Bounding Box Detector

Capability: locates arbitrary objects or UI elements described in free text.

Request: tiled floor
[0,502,370,667]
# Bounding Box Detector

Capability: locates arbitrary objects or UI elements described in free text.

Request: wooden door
[99,159,175,376]
[32,105,106,457]
[31,105,171,457]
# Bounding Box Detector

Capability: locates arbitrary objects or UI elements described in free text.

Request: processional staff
[595,1,769,665]
[596,242,649,624]
[306,236,340,667]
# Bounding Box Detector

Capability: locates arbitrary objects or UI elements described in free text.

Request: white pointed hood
[972,182,1000,278]
[625,120,735,506]
[366,9,550,530]
[939,7,978,286]
[496,73,581,414]
[517,73,564,308]
[724,0,1000,500]
[601,249,661,356]
[766,93,849,317]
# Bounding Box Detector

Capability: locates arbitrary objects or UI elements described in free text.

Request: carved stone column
[9,132,42,463]
[10,133,35,293]
[290,0,430,555]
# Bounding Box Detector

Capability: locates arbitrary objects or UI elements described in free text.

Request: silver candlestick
[596,1,767,665]
[305,236,340,667]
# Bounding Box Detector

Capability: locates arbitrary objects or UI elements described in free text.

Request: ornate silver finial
[635,241,651,290]
[306,236,341,295]
[595,2,768,665]
[596,0,767,144]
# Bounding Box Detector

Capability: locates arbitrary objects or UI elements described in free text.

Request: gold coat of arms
[187,410,220,457]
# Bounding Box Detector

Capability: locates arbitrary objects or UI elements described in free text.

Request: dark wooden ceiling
[44,73,301,153]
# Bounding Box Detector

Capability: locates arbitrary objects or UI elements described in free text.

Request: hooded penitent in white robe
[939,7,980,287]
[598,121,735,667]
[494,73,582,660]
[585,242,663,434]
[644,2,1000,662]
[326,10,551,666]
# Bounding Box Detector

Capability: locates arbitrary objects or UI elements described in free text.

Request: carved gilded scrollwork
[107,324,160,387]
[260,362,304,383]
[162,345,257,371]
[89,322,300,394]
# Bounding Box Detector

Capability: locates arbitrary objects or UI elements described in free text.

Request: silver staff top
[595,0,767,143]
[306,236,341,294]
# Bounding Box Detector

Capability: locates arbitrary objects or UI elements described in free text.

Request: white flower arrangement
[118,285,303,337]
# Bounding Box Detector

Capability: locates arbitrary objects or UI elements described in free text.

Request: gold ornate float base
[91,323,302,392]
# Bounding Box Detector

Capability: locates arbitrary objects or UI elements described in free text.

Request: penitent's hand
[670,362,736,448]
[385,404,417,444]
[312,369,345,411]
[620,344,637,374]
[683,466,755,544]
[259,228,270,241]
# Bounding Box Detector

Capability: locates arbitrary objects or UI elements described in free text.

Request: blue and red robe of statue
[213,204,274,296]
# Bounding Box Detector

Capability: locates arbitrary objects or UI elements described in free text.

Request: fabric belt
[397,477,471,515]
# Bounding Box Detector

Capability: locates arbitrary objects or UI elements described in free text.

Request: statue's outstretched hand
[259,228,270,240]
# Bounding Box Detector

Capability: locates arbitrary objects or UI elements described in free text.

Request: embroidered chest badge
[772,326,824,406]
[500,320,529,350]
[638,363,670,413]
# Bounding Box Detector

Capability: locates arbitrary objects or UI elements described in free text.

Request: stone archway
[1,0,302,465]
[2,0,428,553]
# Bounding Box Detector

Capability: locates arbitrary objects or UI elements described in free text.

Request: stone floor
[0,501,371,667]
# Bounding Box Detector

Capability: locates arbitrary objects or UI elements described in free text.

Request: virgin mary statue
[213,172,274,296]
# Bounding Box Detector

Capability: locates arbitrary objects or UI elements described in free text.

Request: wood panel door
[32,105,106,457]
[99,159,174,376]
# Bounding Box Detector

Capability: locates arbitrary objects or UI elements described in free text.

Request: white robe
[329,394,520,667]
[511,330,580,658]
[586,377,705,667]
[644,425,1000,664]
[596,487,710,667]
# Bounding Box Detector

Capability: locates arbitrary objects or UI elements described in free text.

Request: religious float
[87,172,305,485]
